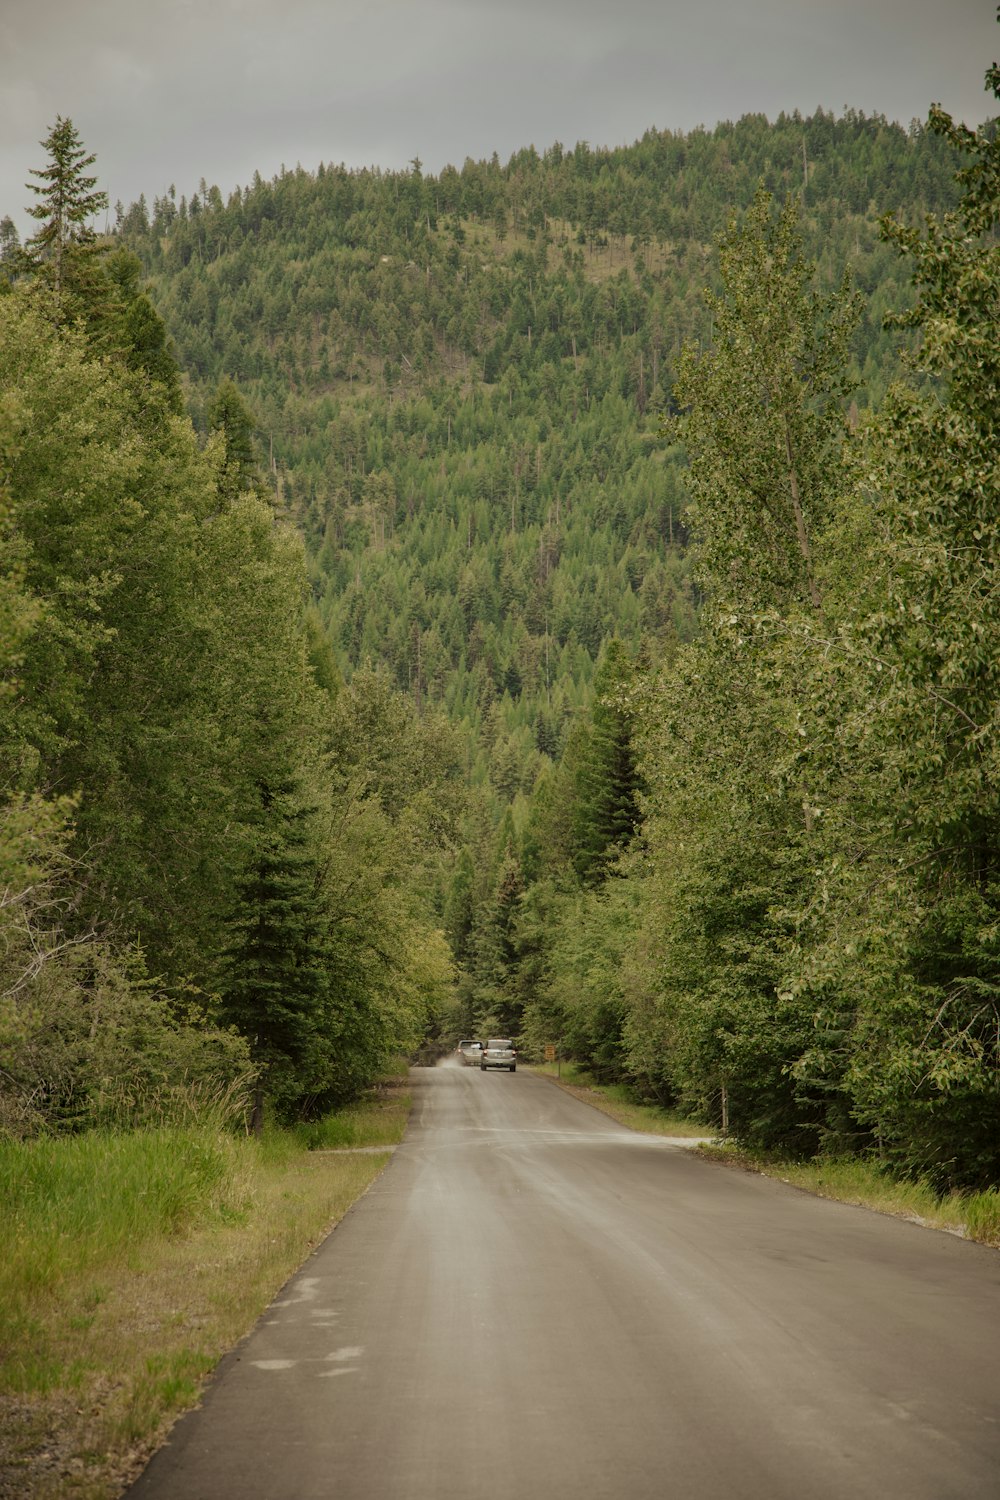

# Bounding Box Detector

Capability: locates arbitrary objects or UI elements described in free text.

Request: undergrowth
[0,1074,410,1499]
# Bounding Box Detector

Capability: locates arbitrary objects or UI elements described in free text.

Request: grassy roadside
[698,1142,1000,1248]
[528,1061,711,1138]
[532,1063,1000,1250]
[0,1075,411,1500]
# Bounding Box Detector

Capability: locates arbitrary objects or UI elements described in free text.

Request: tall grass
[0,1079,410,1496]
[291,1086,410,1151]
[962,1189,1000,1247]
[0,1125,254,1393]
[1,1127,245,1268]
[0,1075,255,1307]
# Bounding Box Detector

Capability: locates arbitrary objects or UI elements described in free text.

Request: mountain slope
[120,111,957,800]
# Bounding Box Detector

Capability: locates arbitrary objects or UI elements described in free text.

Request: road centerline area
[126,1064,1000,1500]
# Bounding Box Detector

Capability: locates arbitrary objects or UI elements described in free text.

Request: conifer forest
[2,35,1000,1193]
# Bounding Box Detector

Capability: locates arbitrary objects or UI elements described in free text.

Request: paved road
[127,1063,1000,1499]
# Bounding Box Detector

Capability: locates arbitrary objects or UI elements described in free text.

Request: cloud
[0,0,995,231]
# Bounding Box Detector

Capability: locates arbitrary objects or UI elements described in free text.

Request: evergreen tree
[470,839,525,1034]
[207,378,259,497]
[571,639,643,885]
[24,116,108,297]
[0,216,20,286]
[219,776,332,1131]
[100,248,183,413]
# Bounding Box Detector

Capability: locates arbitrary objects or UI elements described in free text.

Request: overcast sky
[1,0,997,233]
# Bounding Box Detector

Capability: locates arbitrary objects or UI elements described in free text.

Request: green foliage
[99,247,184,414]
[23,115,108,299]
[615,34,1000,1189]
[612,191,861,1150]
[100,104,970,1107]
[0,930,252,1137]
[290,1089,410,1150]
[207,377,259,496]
[115,107,956,809]
[674,189,861,616]
[7,86,1000,1199]
[568,638,644,884]
[518,877,636,1082]
[220,777,335,1118]
[827,66,1000,1187]
[1,128,462,1135]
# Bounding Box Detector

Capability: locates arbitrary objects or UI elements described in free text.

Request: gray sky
[1,0,997,233]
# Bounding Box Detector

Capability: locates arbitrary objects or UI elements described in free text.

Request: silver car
[456,1040,484,1066]
[481,1039,517,1072]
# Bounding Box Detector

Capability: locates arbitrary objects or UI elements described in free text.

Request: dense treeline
[514,73,1000,1191]
[0,121,457,1136]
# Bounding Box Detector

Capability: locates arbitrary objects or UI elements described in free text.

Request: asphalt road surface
[127,1062,1000,1500]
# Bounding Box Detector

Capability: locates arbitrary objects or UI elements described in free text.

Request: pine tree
[0,216,20,286]
[571,639,643,885]
[101,248,183,413]
[207,379,259,498]
[220,777,332,1132]
[24,116,108,296]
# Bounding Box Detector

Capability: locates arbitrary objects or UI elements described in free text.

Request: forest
[1,38,999,1192]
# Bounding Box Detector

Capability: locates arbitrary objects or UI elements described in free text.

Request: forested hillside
[3,43,1000,1197]
[115,107,958,814]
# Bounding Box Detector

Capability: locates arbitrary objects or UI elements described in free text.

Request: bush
[0,937,254,1137]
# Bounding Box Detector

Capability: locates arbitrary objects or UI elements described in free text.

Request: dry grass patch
[457,215,675,284]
